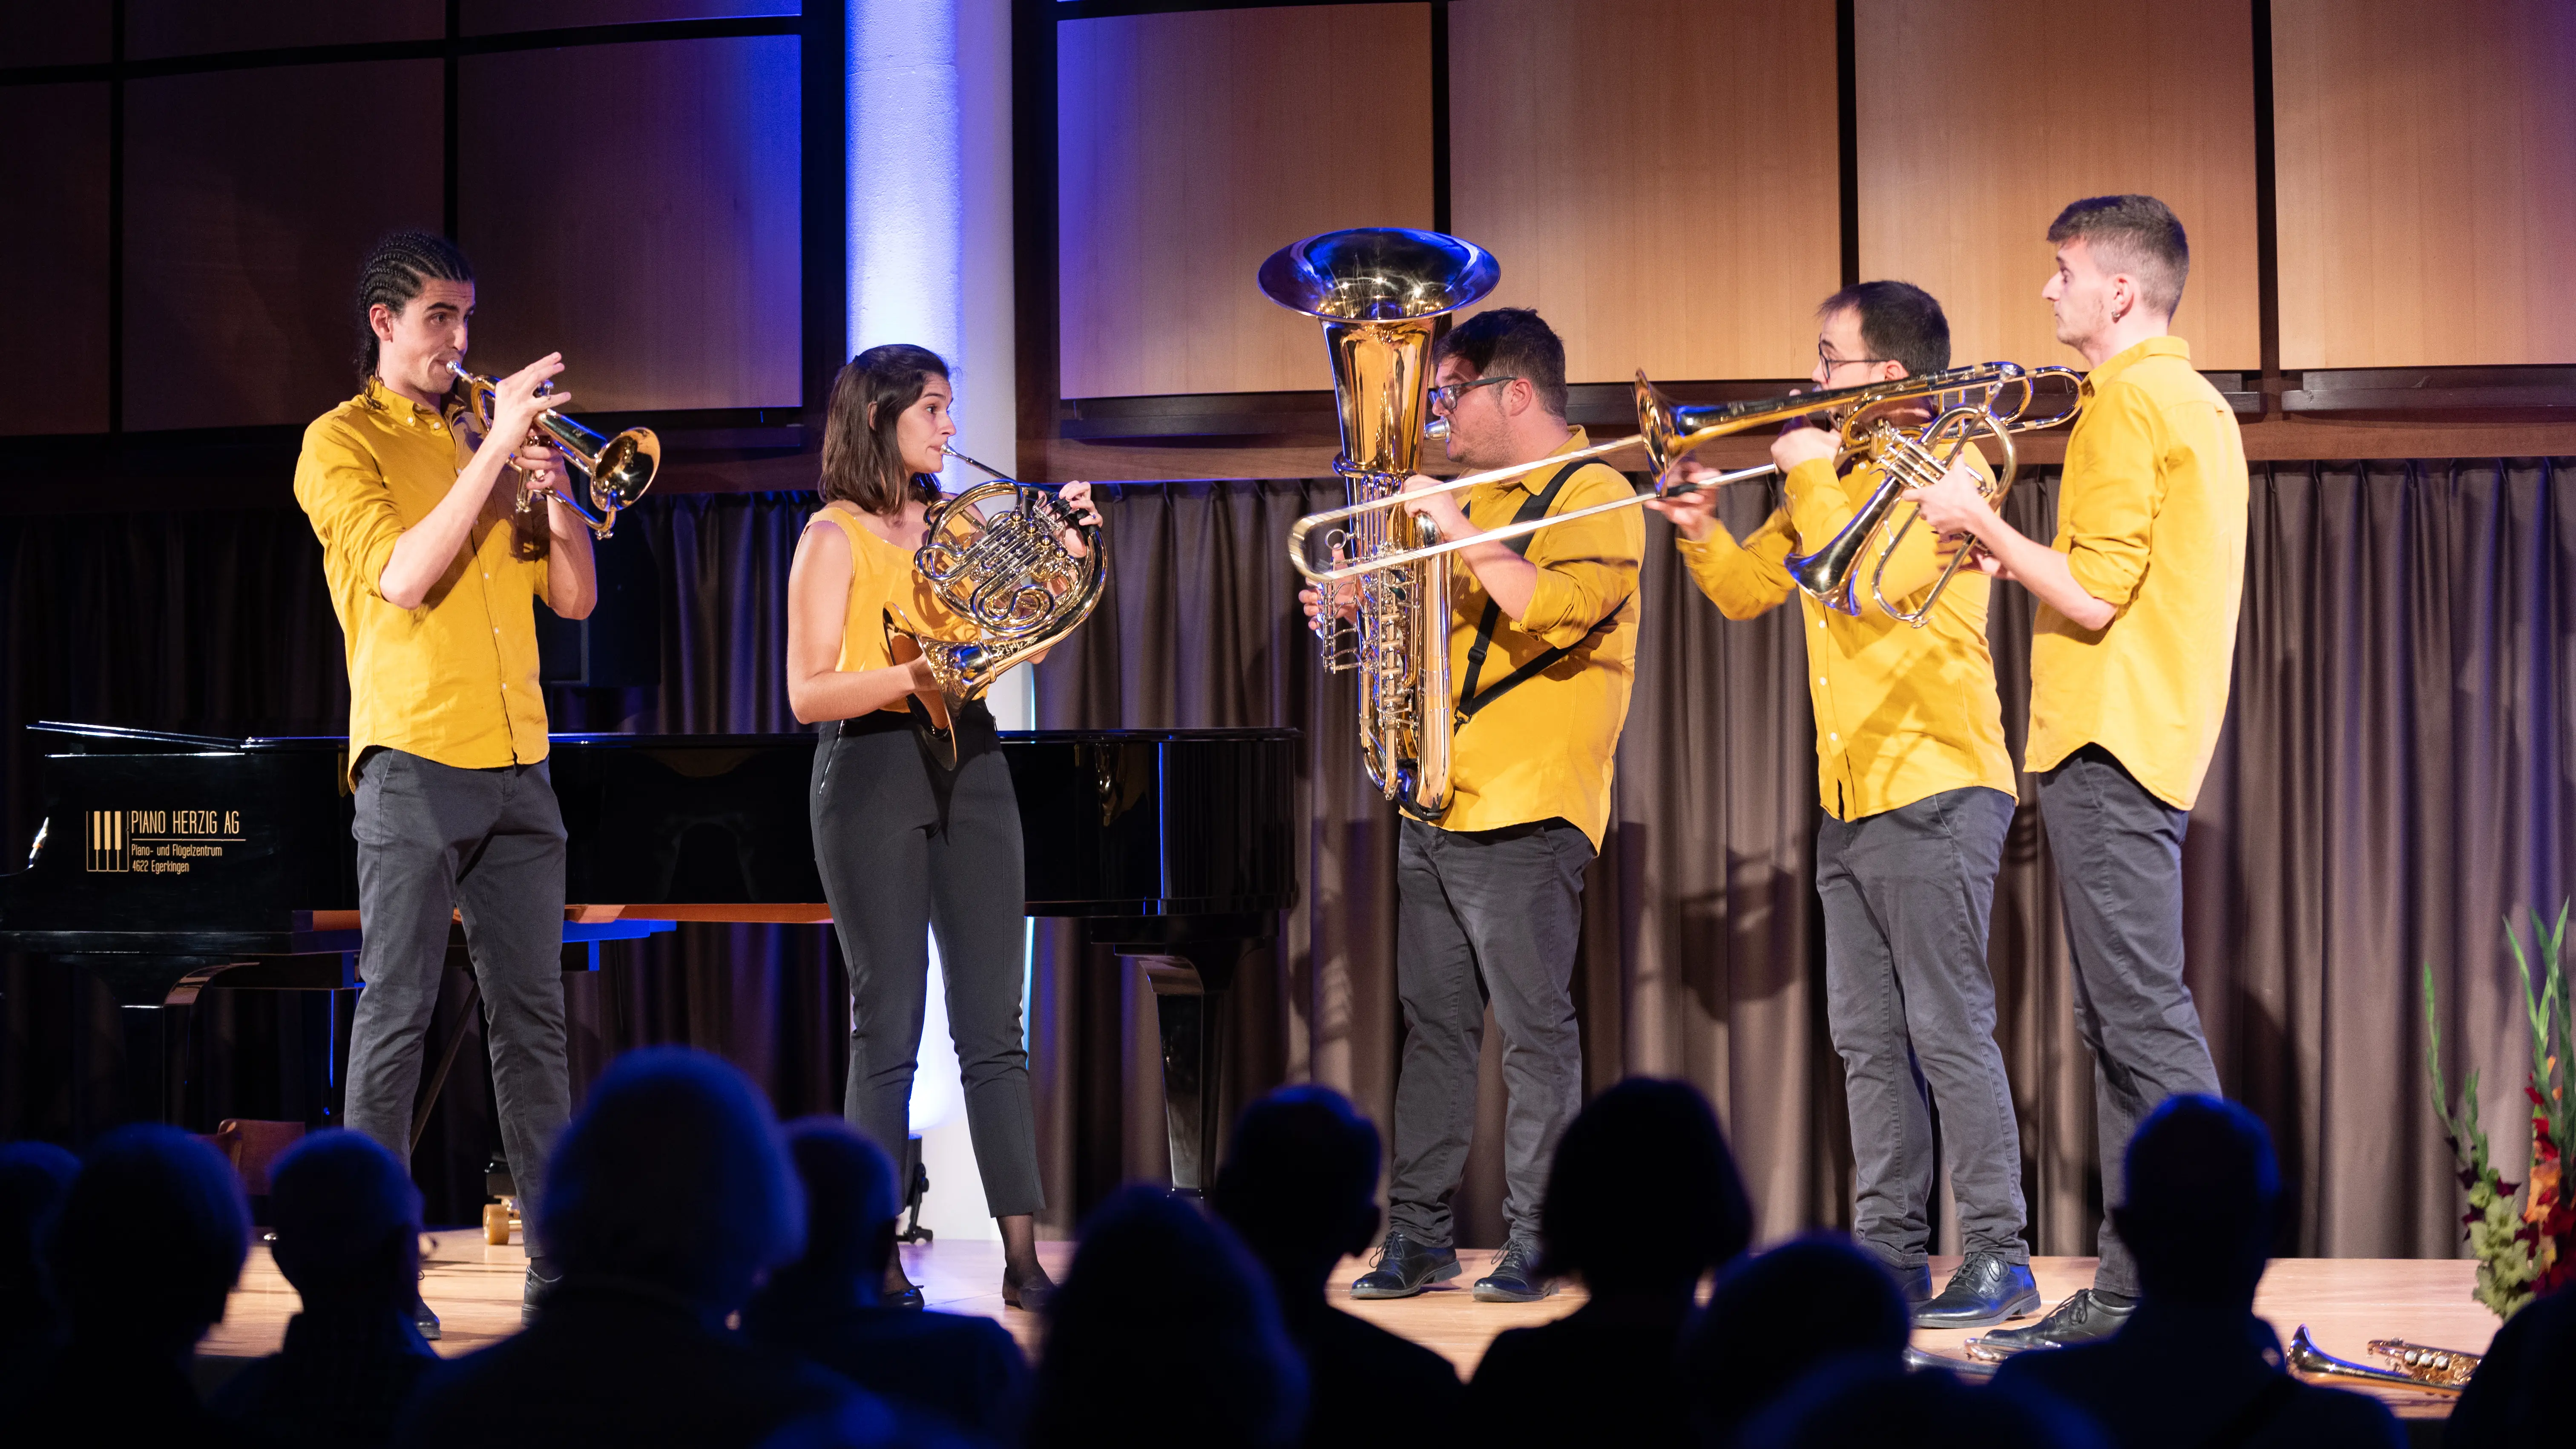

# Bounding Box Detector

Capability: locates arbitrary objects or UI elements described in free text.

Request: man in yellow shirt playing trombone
[1651,282,2038,1332]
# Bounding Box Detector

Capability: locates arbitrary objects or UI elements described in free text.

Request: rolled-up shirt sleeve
[2056,382,2164,611]
[1513,463,1645,646]
[1677,505,1795,620]
[293,417,408,604]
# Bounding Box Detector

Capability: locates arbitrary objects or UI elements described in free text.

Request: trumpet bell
[586,427,661,510]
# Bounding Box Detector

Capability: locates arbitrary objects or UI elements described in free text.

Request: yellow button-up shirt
[1438,428,1643,848]
[294,378,552,785]
[1677,448,2015,821]
[2025,336,2247,810]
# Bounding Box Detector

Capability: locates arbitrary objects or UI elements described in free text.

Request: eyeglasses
[1427,375,1515,413]
[1817,342,1890,372]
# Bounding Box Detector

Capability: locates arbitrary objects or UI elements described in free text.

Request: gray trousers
[811,706,1043,1219]
[2035,744,2221,1298]
[1818,785,2027,1270]
[1386,816,1591,1249]
[344,749,570,1239]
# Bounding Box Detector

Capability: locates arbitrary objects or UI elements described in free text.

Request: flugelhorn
[443,361,660,538]
[1780,363,2080,624]
[2285,1325,2481,1394]
[885,445,1106,704]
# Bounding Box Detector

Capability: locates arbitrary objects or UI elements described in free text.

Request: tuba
[1259,227,1498,821]
[886,445,1106,704]
[443,362,660,539]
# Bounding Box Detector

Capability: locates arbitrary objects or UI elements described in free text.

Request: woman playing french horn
[785,343,1099,1312]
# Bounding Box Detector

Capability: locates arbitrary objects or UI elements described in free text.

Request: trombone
[1284,363,2074,596]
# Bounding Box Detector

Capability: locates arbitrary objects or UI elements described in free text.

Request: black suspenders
[1453,460,1633,730]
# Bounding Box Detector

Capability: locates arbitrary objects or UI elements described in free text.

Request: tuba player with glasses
[1647,282,2038,1333]
[1301,308,1642,1306]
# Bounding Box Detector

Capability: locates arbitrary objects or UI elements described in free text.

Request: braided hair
[354,230,474,384]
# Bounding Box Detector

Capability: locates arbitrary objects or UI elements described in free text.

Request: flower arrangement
[2421,905,2576,1320]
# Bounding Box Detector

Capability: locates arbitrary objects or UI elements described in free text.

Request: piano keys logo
[86,809,242,875]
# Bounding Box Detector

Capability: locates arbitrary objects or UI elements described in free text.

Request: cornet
[443,361,660,539]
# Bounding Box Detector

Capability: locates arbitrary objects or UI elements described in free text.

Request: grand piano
[0,721,1298,1192]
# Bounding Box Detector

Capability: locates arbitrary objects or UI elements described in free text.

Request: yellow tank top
[810,506,976,713]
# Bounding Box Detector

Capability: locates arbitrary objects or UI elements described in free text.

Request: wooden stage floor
[198,1233,2495,1422]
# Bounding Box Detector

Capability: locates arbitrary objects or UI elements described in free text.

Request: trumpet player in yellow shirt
[1905,196,2247,1354]
[1649,282,2037,1333]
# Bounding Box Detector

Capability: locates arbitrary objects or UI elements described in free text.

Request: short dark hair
[354,230,474,383]
[1212,1085,1383,1276]
[52,1125,248,1352]
[2047,194,2190,317]
[1818,281,1950,380]
[1431,307,1567,418]
[1536,1077,1751,1291]
[819,344,949,517]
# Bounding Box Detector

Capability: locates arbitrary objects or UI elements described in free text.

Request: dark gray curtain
[1032,461,2576,1257]
[6,463,2569,1255]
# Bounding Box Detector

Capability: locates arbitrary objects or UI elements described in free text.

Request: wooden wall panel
[126,0,441,59]
[2274,0,2576,368]
[1854,0,2260,371]
[461,0,797,34]
[123,62,444,433]
[459,37,802,412]
[1058,4,1434,399]
[1448,0,1840,383]
[0,85,109,436]
[0,0,111,66]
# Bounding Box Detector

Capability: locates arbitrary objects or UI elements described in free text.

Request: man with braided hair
[294,231,598,1334]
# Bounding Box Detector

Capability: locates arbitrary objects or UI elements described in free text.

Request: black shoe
[1914,1253,2041,1331]
[1349,1231,1461,1300]
[522,1262,561,1328]
[412,1298,442,1342]
[1003,1265,1056,1313]
[1471,1241,1554,1303]
[1966,1288,2135,1360]
[888,1285,927,1311]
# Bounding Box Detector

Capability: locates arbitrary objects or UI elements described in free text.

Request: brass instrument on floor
[2285,1325,2481,1394]
[1261,227,1499,820]
[887,445,1106,703]
[1781,363,2081,624]
[443,362,661,539]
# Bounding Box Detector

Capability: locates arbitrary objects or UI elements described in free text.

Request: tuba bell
[886,445,1107,704]
[443,362,660,539]
[1259,227,1499,820]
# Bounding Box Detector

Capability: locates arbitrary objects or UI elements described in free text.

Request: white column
[849,0,1021,1241]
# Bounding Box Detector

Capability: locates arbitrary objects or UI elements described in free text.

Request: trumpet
[885,445,1106,703]
[442,362,660,538]
[2285,1325,2481,1394]
[1781,363,2081,624]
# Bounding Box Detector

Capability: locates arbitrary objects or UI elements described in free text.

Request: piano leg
[1130,943,1248,1197]
[62,954,242,1132]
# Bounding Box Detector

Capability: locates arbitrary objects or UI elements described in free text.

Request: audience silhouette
[209,1130,439,1447]
[394,1047,908,1449]
[0,1124,258,1443]
[1026,1182,1306,1449]
[2445,1279,2575,1449]
[1993,1095,2401,1448]
[745,1117,1030,1440]
[1467,1077,1754,1447]
[1739,1356,2105,1449]
[1681,1233,1910,1446]
[0,1139,80,1400]
[1212,1085,1465,1449]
